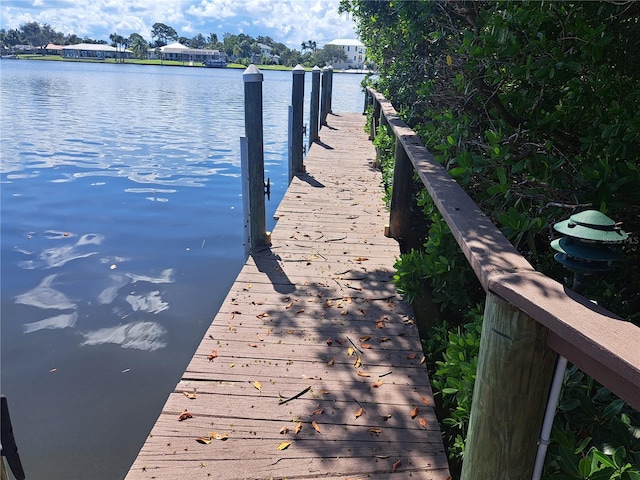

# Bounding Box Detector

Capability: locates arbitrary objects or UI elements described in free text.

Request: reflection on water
[1,60,366,480]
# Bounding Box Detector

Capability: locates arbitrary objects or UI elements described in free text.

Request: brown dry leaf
[277,441,292,451]
[207,350,218,361]
[420,356,426,365]
[311,421,321,433]
[312,408,324,415]
[211,432,229,441]
[327,357,335,366]
[178,409,193,421]
[257,335,264,342]
[279,427,290,434]
[355,407,365,418]
[256,312,270,318]
[407,353,417,360]
[252,381,262,391]
[294,421,302,434]
[422,396,430,406]
[359,335,371,342]
[410,406,419,419]
[378,337,391,342]
[248,343,258,348]
[418,418,428,429]
[357,370,371,377]
[375,320,386,329]
[296,309,305,314]
[183,390,197,399]
[326,337,333,346]
[285,302,293,309]
[228,325,237,331]
[353,356,362,369]
[392,460,402,473]
[196,437,212,444]
[372,380,384,388]
[368,427,382,435]
[360,343,373,349]
[355,257,369,262]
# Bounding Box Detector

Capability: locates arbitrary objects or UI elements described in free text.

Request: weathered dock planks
[125,112,451,480]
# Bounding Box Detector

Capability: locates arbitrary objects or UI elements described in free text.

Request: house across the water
[325,39,366,70]
[62,43,133,60]
[149,42,227,66]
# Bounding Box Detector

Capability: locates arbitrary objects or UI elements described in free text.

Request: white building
[149,42,226,64]
[325,39,366,70]
[62,43,132,60]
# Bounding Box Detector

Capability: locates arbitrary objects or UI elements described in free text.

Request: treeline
[0,21,347,67]
[340,1,640,478]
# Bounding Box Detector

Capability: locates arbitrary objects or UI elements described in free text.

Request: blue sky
[0,0,358,48]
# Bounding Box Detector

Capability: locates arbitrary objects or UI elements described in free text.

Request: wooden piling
[290,64,305,178]
[309,66,321,145]
[387,134,413,248]
[242,65,267,252]
[320,66,330,126]
[460,292,557,480]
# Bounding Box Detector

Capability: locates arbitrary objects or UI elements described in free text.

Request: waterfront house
[325,39,366,70]
[149,42,226,65]
[62,43,132,60]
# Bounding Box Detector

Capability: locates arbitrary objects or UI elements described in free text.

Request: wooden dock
[125,112,451,480]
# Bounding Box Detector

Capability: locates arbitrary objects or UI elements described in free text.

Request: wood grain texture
[125,112,451,480]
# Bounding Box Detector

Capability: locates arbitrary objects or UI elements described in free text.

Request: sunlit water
[0,60,366,480]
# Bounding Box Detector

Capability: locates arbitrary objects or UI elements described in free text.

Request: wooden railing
[366,87,640,478]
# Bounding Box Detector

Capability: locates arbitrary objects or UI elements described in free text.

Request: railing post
[371,95,381,140]
[290,64,305,179]
[326,65,333,115]
[309,66,321,145]
[242,65,267,255]
[320,66,331,126]
[387,135,412,248]
[461,292,557,480]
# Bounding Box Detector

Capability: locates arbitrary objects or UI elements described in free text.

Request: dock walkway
[125,112,451,479]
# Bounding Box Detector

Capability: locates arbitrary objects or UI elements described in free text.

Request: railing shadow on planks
[365,86,640,479]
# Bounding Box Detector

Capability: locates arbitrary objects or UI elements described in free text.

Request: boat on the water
[202,59,227,68]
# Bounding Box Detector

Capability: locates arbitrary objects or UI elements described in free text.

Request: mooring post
[387,135,412,247]
[460,291,557,480]
[320,66,330,126]
[309,66,321,146]
[241,65,267,255]
[290,64,305,180]
[326,65,333,115]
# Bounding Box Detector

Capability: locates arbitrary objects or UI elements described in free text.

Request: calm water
[0,60,365,480]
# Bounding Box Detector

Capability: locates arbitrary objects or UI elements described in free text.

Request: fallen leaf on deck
[229,325,237,331]
[277,441,292,451]
[376,320,386,329]
[418,418,428,429]
[360,343,373,349]
[326,337,333,345]
[422,396,430,406]
[372,380,384,388]
[248,343,258,348]
[256,312,270,318]
[210,432,229,441]
[357,370,371,377]
[279,427,290,434]
[196,437,212,444]
[347,347,354,356]
[355,407,365,418]
[368,427,381,435]
[327,357,335,366]
[354,356,362,368]
[359,335,371,342]
[296,309,305,314]
[252,381,262,391]
[294,422,302,434]
[183,390,197,399]
[178,409,193,421]
[207,350,218,361]
[407,353,417,360]
[378,337,390,342]
[312,407,324,415]
[311,421,321,433]
[420,356,426,365]
[392,460,402,473]
[285,302,293,309]
[355,257,369,262]
[410,406,419,419]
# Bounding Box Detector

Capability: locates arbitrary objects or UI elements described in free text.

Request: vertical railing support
[370,95,381,140]
[461,292,557,480]
[241,65,267,256]
[387,135,412,247]
[326,65,333,115]
[320,66,331,126]
[290,64,305,179]
[309,66,321,146]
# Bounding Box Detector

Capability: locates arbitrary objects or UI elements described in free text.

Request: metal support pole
[290,64,305,179]
[309,66,321,146]
[242,65,267,254]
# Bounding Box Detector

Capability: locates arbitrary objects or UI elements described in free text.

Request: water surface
[0,60,365,480]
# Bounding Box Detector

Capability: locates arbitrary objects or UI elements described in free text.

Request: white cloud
[80,321,167,351]
[24,312,78,333]
[15,274,76,310]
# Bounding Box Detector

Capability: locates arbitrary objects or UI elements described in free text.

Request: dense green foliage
[348,1,640,477]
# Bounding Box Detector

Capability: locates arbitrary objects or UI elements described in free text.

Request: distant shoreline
[4,54,373,74]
